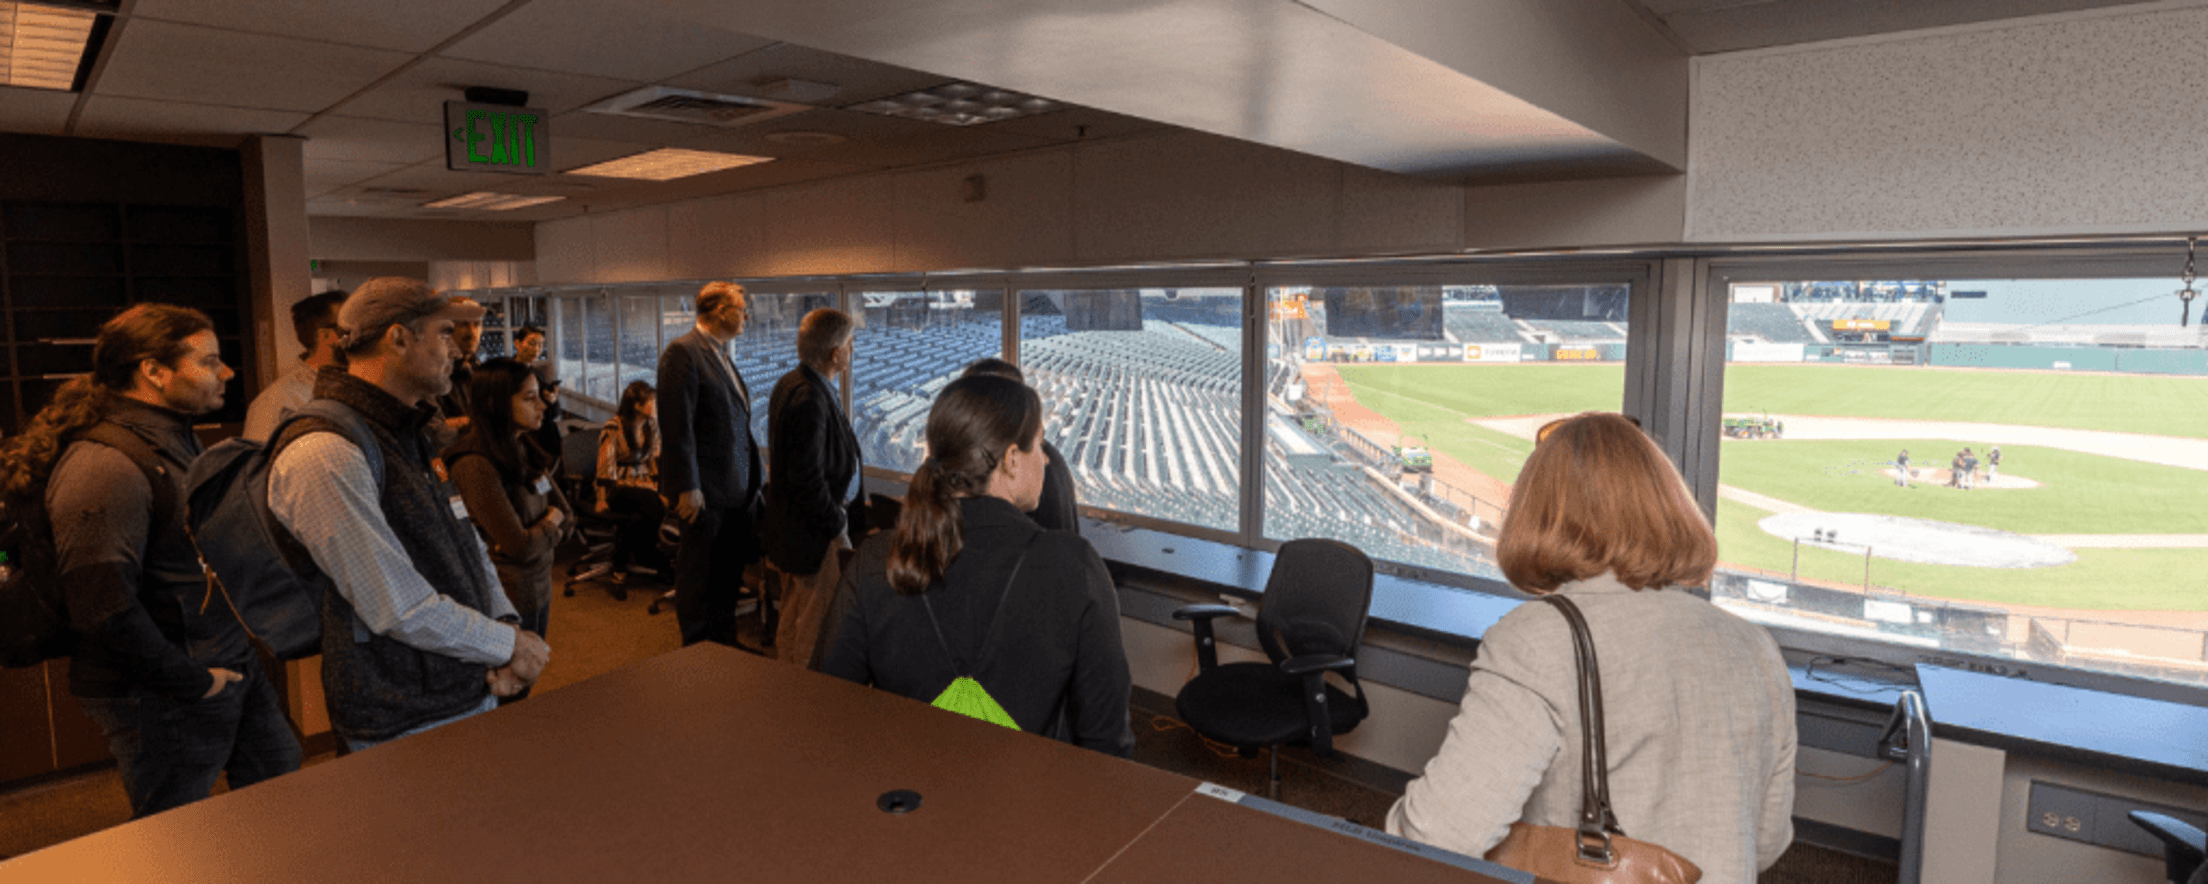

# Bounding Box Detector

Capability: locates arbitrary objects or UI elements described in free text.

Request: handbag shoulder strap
[1539,594,1628,862]
[919,533,1035,678]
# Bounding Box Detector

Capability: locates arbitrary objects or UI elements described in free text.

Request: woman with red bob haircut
[1387,413,1798,884]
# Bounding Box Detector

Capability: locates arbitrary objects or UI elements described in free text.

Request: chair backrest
[1254,538,1374,665]
[559,425,602,509]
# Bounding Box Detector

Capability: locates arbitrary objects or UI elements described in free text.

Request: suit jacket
[1386,573,1798,883]
[656,327,761,511]
[765,365,865,574]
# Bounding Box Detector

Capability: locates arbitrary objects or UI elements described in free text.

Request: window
[1713,275,2208,689]
[1018,287,1242,535]
[554,296,585,401]
[1261,283,1631,577]
[850,290,1002,474]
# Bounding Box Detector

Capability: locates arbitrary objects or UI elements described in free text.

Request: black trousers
[602,484,668,572]
[673,503,760,648]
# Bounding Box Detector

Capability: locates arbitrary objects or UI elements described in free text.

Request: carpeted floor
[0,558,1898,882]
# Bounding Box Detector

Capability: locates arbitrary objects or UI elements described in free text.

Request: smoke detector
[584,86,811,128]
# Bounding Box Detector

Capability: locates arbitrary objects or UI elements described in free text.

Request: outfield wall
[1929,343,2208,376]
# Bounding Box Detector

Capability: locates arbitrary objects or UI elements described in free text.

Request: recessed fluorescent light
[846,82,1059,127]
[1,2,101,91]
[422,192,566,211]
[564,148,772,181]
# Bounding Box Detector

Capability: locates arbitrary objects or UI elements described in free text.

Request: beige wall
[310,216,536,262]
[533,130,1688,285]
[1691,3,2208,242]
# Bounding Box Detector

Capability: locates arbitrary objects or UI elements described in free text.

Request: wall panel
[756,176,896,276]
[1691,4,2208,241]
[891,151,1076,271]
[1073,132,1340,262]
[589,208,670,282]
[666,193,766,280]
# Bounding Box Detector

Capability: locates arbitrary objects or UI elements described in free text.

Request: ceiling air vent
[584,86,810,128]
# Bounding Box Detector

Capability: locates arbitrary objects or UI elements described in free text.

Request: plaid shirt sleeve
[269,432,516,666]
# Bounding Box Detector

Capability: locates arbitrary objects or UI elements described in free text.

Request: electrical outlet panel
[2027,781,2207,857]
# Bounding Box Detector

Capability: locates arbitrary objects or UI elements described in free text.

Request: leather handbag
[1482,594,1703,884]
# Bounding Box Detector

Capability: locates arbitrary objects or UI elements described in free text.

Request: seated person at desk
[821,375,1134,757]
[1386,412,1796,883]
[445,359,573,684]
[597,380,671,581]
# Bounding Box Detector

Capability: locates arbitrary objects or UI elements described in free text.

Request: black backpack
[0,425,175,669]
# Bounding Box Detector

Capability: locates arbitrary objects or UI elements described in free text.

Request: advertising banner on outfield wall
[1731,342,1807,362]
[1554,346,1602,361]
[1461,343,1522,363]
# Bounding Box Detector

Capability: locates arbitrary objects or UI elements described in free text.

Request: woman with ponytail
[820,374,1133,756]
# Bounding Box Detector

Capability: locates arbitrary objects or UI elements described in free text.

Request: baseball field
[1327,362,2208,614]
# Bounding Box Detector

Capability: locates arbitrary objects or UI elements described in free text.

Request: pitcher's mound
[1881,469,2040,489]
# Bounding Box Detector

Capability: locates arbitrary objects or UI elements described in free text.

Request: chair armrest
[1280,653,1354,676]
[1172,604,1241,622]
[2131,810,2206,881]
[1172,605,1242,672]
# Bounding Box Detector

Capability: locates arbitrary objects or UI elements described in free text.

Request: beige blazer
[1387,573,1797,884]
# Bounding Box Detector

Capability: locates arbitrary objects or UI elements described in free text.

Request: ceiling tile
[672,108,942,158]
[982,107,1169,143]
[94,19,411,112]
[545,108,726,153]
[330,58,640,125]
[74,96,311,142]
[296,115,446,164]
[354,160,535,194]
[667,43,950,106]
[128,0,509,53]
[439,0,778,82]
[0,87,80,135]
[304,158,411,196]
[790,125,1057,171]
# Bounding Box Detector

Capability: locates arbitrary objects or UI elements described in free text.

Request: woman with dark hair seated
[820,375,1133,757]
[445,358,572,695]
[596,379,670,585]
[1386,413,1796,882]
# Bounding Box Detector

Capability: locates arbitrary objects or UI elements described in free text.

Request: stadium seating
[1441,308,1528,343]
[1727,302,1823,343]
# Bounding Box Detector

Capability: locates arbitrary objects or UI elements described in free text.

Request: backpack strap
[279,399,386,490]
[919,531,1037,678]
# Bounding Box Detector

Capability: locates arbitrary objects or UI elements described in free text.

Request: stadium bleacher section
[1441,307,1527,343]
[1727,302,1823,344]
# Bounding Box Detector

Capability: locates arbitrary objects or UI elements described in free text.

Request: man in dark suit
[765,308,865,669]
[961,358,1079,534]
[658,282,764,648]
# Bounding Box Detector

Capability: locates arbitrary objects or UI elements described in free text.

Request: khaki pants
[775,534,848,670]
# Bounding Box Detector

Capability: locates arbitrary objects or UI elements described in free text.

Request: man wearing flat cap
[266,277,551,750]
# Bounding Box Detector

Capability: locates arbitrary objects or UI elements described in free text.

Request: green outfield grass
[1329,361,2208,611]
[1717,440,2208,534]
[1724,364,2208,438]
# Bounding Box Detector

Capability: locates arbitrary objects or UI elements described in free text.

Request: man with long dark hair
[266,278,548,750]
[0,303,301,817]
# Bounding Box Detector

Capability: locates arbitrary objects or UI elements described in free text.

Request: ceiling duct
[584,86,810,128]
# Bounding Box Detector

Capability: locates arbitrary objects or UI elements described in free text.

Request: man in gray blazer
[658,281,764,648]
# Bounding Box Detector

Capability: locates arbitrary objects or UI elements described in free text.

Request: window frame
[1700,242,2208,706]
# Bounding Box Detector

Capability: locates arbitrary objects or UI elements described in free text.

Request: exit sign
[444,101,550,174]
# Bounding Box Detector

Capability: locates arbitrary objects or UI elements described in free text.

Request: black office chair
[1171,538,1374,800]
[558,424,627,600]
[2132,810,2208,884]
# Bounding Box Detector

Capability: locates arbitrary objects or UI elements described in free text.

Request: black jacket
[656,328,761,511]
[765,365,864,575]
[821,497,1134,757]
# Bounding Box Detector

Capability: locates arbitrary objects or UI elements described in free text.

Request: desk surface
[3,645,1532,882]
[1918,663,2208,787]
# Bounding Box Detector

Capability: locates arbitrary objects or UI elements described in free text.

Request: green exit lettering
[452,110,539,170]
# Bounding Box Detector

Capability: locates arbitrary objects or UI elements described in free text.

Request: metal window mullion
[1239,276,1264,548]
[1002,283,1018,365]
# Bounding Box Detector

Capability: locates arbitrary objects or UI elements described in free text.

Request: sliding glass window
[1260,282,1631,578]
[1018,287,1243,535]
[850,290,1002,474]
